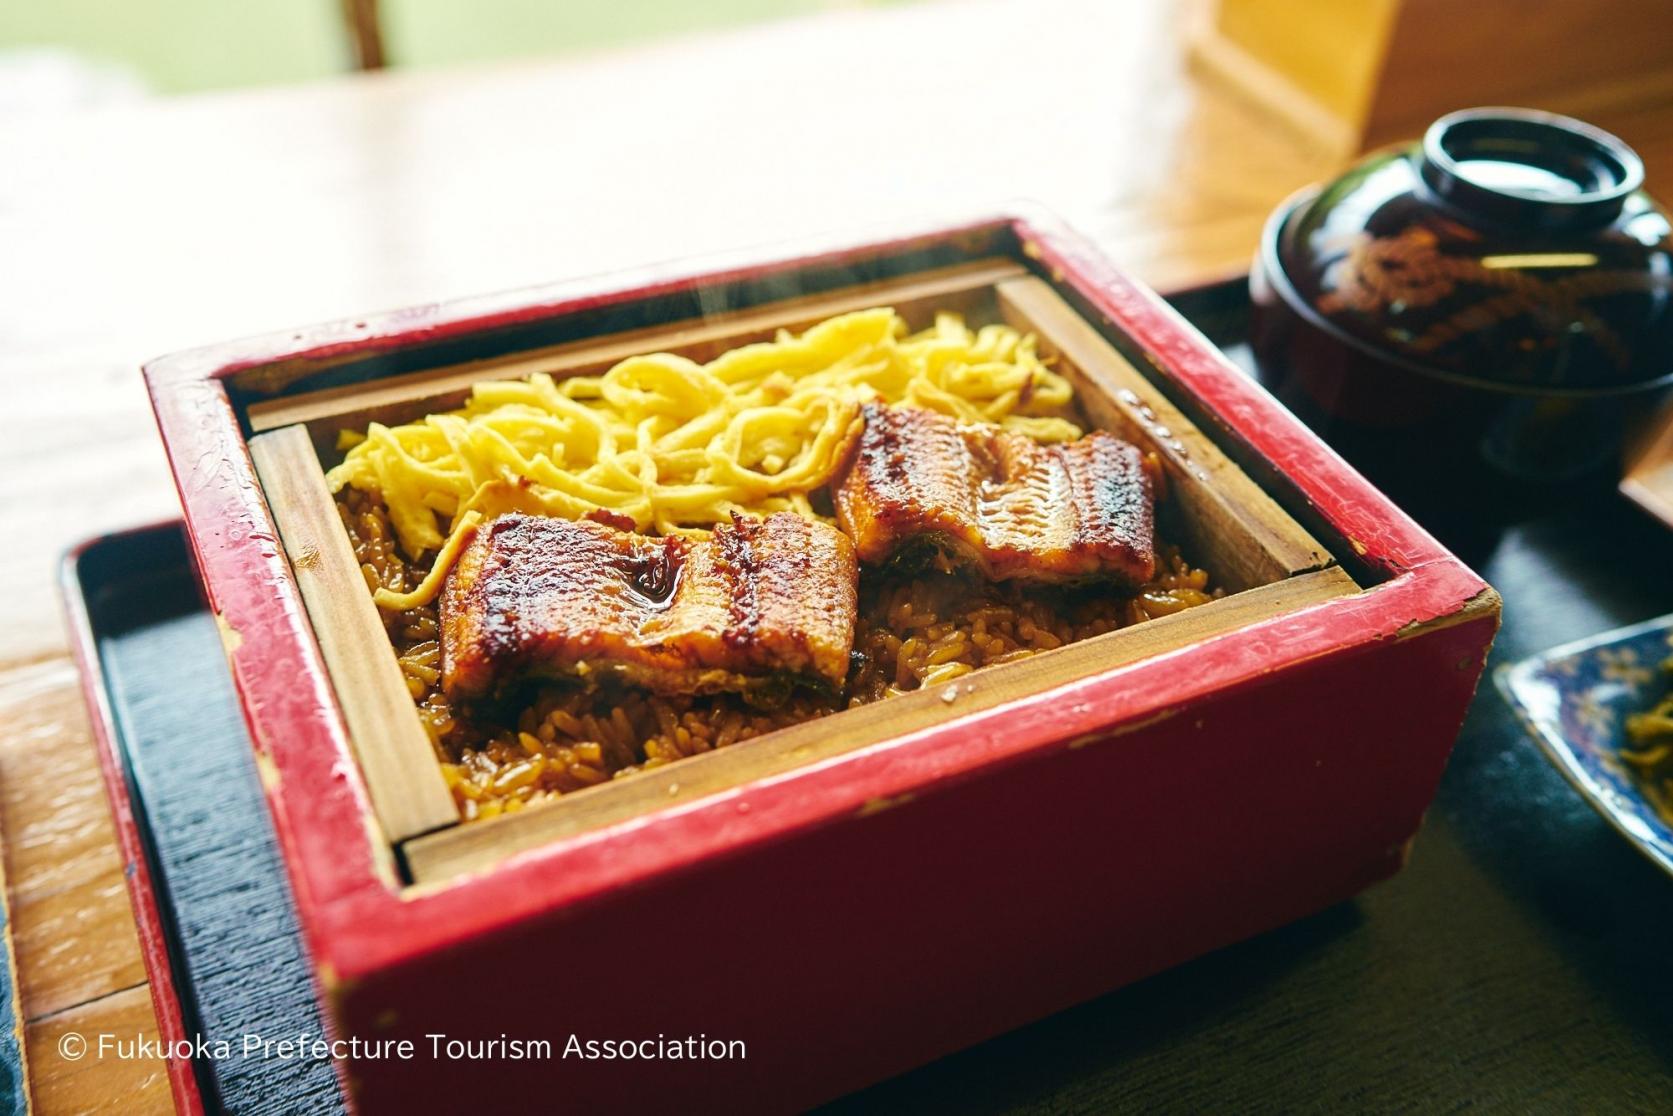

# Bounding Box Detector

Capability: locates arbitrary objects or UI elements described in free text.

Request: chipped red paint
[128,214,1496,1113]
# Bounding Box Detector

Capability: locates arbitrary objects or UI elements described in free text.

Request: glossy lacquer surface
[1279,109,1673,392]
[1252,110,1673,552]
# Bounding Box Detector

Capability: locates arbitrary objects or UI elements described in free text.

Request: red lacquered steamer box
[138,214,1498,1113]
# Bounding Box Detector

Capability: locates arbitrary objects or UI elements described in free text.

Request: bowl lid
[1419,107,1644,231]
[1271,108,1673,391]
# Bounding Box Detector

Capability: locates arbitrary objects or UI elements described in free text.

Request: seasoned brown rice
[336,488,1219,822]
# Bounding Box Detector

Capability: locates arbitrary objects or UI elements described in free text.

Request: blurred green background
[0,0,888,96]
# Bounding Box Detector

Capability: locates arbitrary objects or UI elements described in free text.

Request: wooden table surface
[2,2,1667,1111]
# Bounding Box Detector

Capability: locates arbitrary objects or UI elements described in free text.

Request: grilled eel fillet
[441,512,858,701]
[833,403,1156,585]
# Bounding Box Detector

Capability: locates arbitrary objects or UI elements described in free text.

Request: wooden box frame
[143,213,1498,1113]
[242,257,1351,879]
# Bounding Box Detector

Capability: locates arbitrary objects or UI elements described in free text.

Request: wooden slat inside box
[245,259,1354,884]
[249,426,460,843]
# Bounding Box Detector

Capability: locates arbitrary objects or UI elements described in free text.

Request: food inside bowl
[326,308,1220,821]
[1623,646,1673,816]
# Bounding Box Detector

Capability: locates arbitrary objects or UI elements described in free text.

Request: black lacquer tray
[68,526,343,1114]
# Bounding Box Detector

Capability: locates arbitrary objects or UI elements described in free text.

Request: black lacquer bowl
[1251,108,1673,549]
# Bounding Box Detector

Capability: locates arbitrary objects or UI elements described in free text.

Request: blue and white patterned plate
[1498,614,1673,878]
